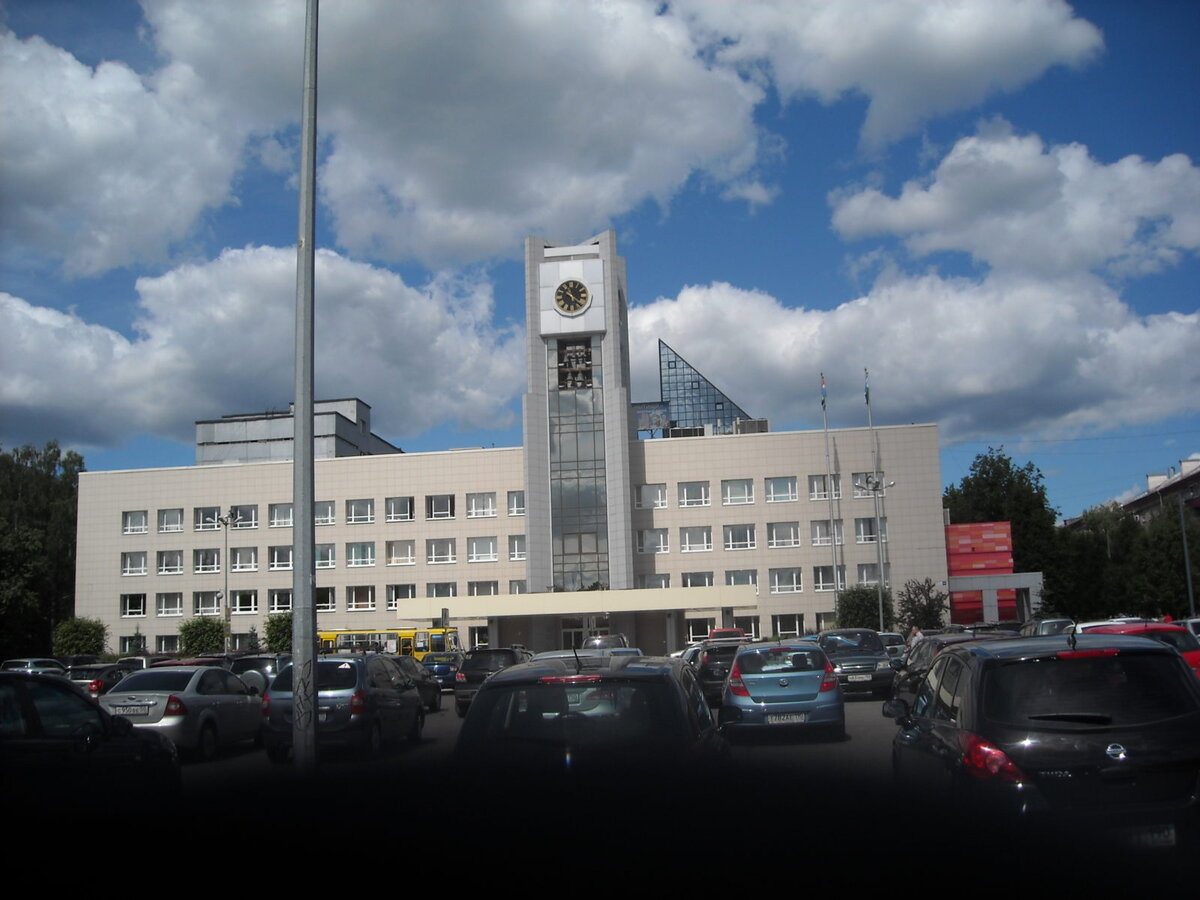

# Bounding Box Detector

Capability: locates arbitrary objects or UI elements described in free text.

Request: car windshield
[463,650,517,672]
[821,632,884,653]
[424,654,458,664]
[270,660,360,692]
[113,670,194,692]
[984,653,1200,728]
[737,647,826,674]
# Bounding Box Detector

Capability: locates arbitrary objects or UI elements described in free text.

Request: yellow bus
[317,626,463,660]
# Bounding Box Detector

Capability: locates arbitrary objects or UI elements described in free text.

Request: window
[509,534,527,561]
[765,476,798,503]
[156,592,183,617]
[269,546,293,571]
[678,481,710,507]
[637,529,668,554]
[121,552,147,576]
[120,593,146,617]
[270,589,292,613]
[679,526,712,552]
[346,542,375,567]
[315,587,335,612]
[122,510,148,534]
[722,479,754,505]
[853,472,886,498]
[194,507,220,530]
[231,505,258,528]
[230,546,258,572]
[857,563,891,586]
[504,490,525,517]
[467,492,497,518]
[269,503,293,527]
[724,524,756,550]
[194,548,220,573]
[231,590,258,614]
[315,543,335,569]
[773,614,804,639]
[427,582,457,598]
[814,565,847,592]
[509,580,526,594]
[315,501,335,526]
[386,540,416,566]
[638,574,670,589]
[467,536,498,562]
[855,517,887,544]
[194,591,220,616]
[682,571,714,587]
[386,496,414,522]
[346,498,374,524]
[157,635,179,653]
[687,618,714,643]
[725,569,757,586]
[810,519,844,546]
[347,585,375,611]
[769,567,803,594]
[156,550,183,575]
[387,584,415,610]
[426,494,455,520]
[767,521,800,548]
[427,538,456,564]
[808,474,842,500]
[468,581,499,597]
[118,635,142,654]
[157,508,184,533]
[634,483,667,509]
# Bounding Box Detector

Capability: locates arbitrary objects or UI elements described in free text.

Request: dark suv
[883,635,1200,849]
[818,628,893,698]
[454,647,533,717]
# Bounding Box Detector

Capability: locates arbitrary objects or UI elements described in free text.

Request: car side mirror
[882,698,910,722]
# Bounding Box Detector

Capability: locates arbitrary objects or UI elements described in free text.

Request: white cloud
[831,119,1200,277]
[0,247,524,449]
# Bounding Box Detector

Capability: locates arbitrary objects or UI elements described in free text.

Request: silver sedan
[99,666,262,761]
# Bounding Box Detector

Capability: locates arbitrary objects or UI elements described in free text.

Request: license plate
[113,705,148,716]
[847,674,872,682]
[1115,823,1176,849]
[767,713,808,725]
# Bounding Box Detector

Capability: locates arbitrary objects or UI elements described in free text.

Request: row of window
[634,519,886,554]
[119,535,528,577]
[635,564,889,593]
[633,474,886,509]
[120,492,528,535]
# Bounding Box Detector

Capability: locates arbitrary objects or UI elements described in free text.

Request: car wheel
[197,723,218,762]
[409,708,425,743]
[825,715,846,742]
[361,721,383,759]
[253,726,264,749]
[427,688,441,713]
[456,703,467,718]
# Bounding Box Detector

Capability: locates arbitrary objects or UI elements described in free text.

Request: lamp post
[855,475,895,632]
[215,506,240,652]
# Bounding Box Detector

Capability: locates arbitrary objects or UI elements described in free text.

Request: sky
[1,0,1197,521]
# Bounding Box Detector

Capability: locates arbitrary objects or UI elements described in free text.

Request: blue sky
[1,0,1197,520]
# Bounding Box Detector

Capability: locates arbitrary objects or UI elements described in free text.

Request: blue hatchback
[718,642,844,739]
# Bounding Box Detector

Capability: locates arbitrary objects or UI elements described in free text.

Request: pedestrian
[908,625,925,649]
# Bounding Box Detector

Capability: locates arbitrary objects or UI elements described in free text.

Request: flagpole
[820,374,840,607]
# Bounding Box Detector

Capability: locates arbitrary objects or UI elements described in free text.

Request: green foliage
[896,578,947,630]
[179,617,225,655]
[0,441,84,658]
[265,613,293,653]
[836,584,894,630]
[128,626,147,655]
[246,626,261,652]
[52,616,108,656]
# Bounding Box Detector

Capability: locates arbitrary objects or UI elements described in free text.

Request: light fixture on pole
[855,475,895,631]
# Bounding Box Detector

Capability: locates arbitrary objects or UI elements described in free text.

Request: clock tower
[523,230,635,592]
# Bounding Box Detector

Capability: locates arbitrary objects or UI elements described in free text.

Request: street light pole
[216,506,239,652]
[855,475,894,632]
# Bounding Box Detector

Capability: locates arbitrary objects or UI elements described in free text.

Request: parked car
[116,655,173,669]
[2,657,67,676]
[817,628,893,698]
[262,654,424,761]
[708,627,745,641]
[454,647,534,717]
[718,641,844,740]
[66,663,134,699]
[99,666,263,761]
[890,632,1018,706]
[422,651,466,690]
[883,635,1200,849]
[1078,621,1200,675]
[389,653,442,711]
[695,641,744,705]
[879,632,906,658]
[0,672,180,805]
[581,633,630,649]
[228,653,291,685]
[454,653,728,775]
[1018,617,1073,637]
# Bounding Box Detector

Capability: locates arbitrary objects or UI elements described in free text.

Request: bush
[179,617,225,655]
[836,584,894,630]
[265,613,292,653]
[896,578,948,631]
[53,617,108,656]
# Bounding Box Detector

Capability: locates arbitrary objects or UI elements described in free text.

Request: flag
[820,373,827,410]
[864,368,870,405]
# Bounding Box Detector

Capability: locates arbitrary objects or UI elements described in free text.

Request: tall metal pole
[865,369,886,632]
[291,0,319,772]
[820,374,840,604]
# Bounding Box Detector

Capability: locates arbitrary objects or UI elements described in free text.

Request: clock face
[554,279,590,315]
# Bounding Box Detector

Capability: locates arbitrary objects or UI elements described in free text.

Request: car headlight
[833,665,844,674]
[876,660,892,671]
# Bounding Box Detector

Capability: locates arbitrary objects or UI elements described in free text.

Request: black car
[66,663,135,699]
[883,635,1200,849]
[818,628,892,698]
[889,632,1016,706]
[454,647,533,717]
[694,641,743,706]
[389,653,442,711]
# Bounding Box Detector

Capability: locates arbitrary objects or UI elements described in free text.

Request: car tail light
[819,659,839,692]
[88,679,103,695]
[164,695,187,717]
[261,692,270,717]
[726,663,750,697]
[959,732,1026,783]
[350,689,367,715]
[1057,648,1119,659]
[539,675,602,684]
[455,672,466,683]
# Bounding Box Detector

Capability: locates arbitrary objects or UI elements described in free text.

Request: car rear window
[737,647,826,674]
[270,660,360,692]
[984,653,1200,728]
[113,671,194,692]
[463,650,517,672]
[424,654,458,664]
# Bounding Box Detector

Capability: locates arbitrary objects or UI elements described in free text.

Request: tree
[265,613,293,653]
[52,617,108,657]
[836,584,894,630]
[0,442,84,658]
[179,618,225,655]
[896,578,947,630]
